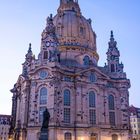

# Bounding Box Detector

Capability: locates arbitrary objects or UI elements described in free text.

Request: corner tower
[106,31,126,79]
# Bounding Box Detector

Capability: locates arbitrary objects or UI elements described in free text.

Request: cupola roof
[41,0,99,65]
[53,1,98,59]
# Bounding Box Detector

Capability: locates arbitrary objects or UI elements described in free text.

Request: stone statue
[41,108,50,131]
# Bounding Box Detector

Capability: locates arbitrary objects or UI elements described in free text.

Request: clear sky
[0,0,140,115]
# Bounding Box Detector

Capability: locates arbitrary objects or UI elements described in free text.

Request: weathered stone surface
[9,1,131,140]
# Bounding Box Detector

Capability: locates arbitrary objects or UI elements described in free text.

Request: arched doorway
[112,134,118,140]
[91,133,97,140]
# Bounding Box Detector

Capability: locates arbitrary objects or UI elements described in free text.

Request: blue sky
[0,0,140,115]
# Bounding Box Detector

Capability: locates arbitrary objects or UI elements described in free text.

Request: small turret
[106,31,124,74]
[58,0,81,15]
[25,43,33,63]
[39,14,60,63]
[22,43,34,77]
[60,0,78,4]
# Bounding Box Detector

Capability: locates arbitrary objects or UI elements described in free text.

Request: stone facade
[0,115,11,140]
[129,105,140,140]
[9,0,131,140]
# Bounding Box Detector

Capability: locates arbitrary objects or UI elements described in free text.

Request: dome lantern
[60,0,78,4]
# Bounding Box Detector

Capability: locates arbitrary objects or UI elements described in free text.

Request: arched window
[89,91,96,107]
[109,94,115,125]
[83,55,90,66]
[111,64,115,72]
[108,95,115,110]
[43,51,48,59]
[40,87,47,105]
[89,91,96,124]
[89,73,96,83]
[64,89,71,106]
[64,89,71,123]
[80,27,84,34]
[64,132,72,140]
[112,134,118,140]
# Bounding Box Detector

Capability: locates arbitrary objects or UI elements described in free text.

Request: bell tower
[106,31,124,73]
[39,14,60,63]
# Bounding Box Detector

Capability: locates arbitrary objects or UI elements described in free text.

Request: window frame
[64,108,71,123]
[83,55,90,66]
[40,87,48,105]
[64,132,72,140]
[89,109,96,125]
[112,134,118,140]
[89,91,96,108]
[64,89,71,106]
[43,51,48,60]
[111,64,115,72]
[108,94,115,110]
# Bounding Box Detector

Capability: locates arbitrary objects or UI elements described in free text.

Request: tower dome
[42,0,99,66]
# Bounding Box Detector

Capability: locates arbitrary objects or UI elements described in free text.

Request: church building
[9,0,131,140]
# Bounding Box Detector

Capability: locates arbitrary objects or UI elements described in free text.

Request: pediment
[76,67,110,80]
[28,66,53,80]
[29,66,52,74]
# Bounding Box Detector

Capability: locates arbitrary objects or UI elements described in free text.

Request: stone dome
[42,0,99,65]
[54,1,97,49]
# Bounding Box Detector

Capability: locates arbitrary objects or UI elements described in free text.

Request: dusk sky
[0,0,140,115]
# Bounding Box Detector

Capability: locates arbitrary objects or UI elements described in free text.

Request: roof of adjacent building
[129,105,140,118]
[0,115,11,125]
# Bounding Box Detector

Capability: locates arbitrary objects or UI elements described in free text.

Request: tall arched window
[109,94,115,125]
[40,87,47,105]
[89,91,96,107]
[43,51,48,59]
[64,89,71,123]
[111,64,115,72]
[112,134,118,140]
[108,94,115,110]
[64,132,72,140]
[64,89,71,106]
[80,27,84,35]
[83,55,90,66]
[89,91,96,125]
